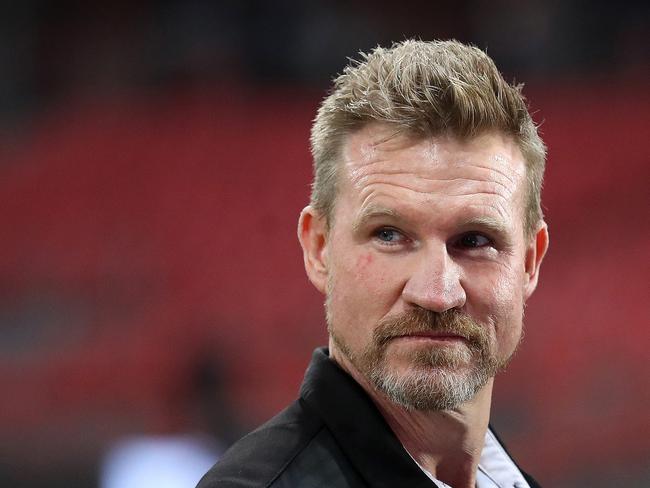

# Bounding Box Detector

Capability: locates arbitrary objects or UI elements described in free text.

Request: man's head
[310,39,545,239]
[298,40,549,412]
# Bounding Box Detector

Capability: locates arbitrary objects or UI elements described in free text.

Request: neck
[331,346,493,488]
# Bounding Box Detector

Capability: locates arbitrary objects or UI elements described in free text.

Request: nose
[401,244,466,313]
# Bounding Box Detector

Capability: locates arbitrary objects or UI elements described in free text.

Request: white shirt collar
[408,428,530,488]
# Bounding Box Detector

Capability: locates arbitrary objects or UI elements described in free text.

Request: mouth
[392,332,469,344]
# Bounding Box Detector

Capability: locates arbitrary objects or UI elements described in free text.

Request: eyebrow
[352,204,402,234]
[457,216,509,237]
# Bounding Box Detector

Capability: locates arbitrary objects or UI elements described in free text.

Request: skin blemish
[356,253,374,272]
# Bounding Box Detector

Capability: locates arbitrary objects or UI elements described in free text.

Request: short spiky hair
[309,39,546,237]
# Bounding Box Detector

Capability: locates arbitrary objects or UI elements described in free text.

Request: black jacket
[197,348,541,487]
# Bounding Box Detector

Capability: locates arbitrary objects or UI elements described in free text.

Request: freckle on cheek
[355,253,373,272]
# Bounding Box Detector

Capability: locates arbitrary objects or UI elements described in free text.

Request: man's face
[300,123,547,411]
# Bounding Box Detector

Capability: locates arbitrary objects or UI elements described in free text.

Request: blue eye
[458,233,491,248]
[374,228,407,245]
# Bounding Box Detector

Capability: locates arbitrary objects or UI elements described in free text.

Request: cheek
[353,252,410,306]
[464,268,507,314]
[327,252,377,322]
[356,252,374,273]
[491,274,521,312]
[327,252,395,338]
[466,266,524,344]
[354,252,386,289]
[346,251,389,295]
[490,273,525,351]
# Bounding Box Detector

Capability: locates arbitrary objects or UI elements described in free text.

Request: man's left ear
[524,221,549,299]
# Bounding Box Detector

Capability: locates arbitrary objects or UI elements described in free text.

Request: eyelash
[372,227,409,246]
[455,232,494,249]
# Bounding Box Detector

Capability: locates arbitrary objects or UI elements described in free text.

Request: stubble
[328,306,516,411]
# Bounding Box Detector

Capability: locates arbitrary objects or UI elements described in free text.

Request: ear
[297,206,329,294]
[523,221,549,299]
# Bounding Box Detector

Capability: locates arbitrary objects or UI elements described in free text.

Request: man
[198,39,549,488]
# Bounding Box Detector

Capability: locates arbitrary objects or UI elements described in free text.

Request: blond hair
[310,39,546,237]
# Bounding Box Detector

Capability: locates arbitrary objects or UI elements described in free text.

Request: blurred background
[1,1,648,487]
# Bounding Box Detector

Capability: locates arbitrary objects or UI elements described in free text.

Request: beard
[328,306,516,411]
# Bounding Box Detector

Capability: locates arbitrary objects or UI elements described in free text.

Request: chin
[370,365,489,411]
[367,348,498,411]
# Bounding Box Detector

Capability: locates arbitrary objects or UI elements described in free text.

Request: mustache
[373,308,488,350]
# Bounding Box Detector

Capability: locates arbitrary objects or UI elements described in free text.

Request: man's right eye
[373,228,408,246]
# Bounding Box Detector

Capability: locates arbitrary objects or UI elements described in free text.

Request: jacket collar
[299,348,541,488]
[300,348,435,488]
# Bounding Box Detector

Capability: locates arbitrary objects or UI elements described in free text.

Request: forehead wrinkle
[448,188,512,201]
[340,129,528,232]
[351,202,402,234]
[355,182,512,221]
[346,151,522,200]
[349,164,416,187]
[450,193,513,223]
[469,162,521,188]
[435,160,522,197]
[351,171,516,205]
[465,202,511,222]
[345,131,432,185]
[346,155,414,191]
[416,175,515,198]
[356,180,443,213]
[347,126,525,181]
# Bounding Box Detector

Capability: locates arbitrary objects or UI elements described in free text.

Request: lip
[393,332,468,343]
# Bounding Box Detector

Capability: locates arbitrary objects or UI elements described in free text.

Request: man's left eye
[458,233,492,248]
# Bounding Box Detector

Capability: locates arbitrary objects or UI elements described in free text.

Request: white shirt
[410,428,531,488]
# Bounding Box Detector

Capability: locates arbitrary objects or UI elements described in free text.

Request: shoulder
[197,399,348,488]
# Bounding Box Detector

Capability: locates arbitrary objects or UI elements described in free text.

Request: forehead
[337,123,528,225]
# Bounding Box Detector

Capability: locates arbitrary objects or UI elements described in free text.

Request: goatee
[329,307,513,411]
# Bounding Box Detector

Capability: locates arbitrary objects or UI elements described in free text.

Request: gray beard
[328,307,514,411]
